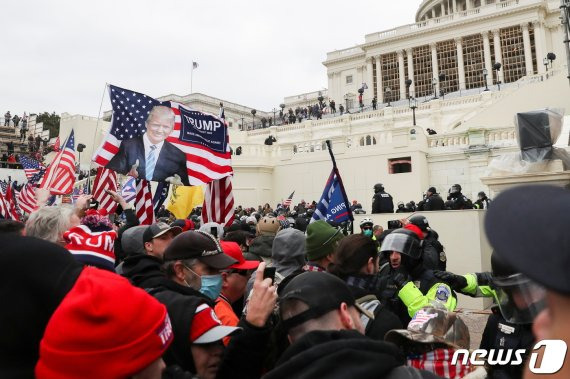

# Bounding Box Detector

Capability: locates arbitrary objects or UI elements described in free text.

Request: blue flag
[312,168,353,224]
[153,181,170,216]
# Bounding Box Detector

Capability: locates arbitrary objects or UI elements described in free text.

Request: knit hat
[256,216,281,236]
[36,267,173,379]
[190,303,241,344]
[121,225,147,256]
[305,220,344,261]
[80,209,113,232]
[63,225,117,271]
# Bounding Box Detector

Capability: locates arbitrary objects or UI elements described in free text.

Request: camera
[387,220,402,230]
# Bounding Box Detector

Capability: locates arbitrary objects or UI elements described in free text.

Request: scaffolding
[500,26,526,83]
[381,52,400,103]
[463,34,486,89]
[437,39,459,94]
[413,45,433,98]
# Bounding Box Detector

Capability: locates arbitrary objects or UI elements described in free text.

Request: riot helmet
[450,184,462,194]
[408,214,430,232]
[374,183,384,193]
[491,253,546,324]
[380,228,422,259]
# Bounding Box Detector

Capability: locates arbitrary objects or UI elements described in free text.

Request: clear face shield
[493,273,547,324]
[380,233,421,259]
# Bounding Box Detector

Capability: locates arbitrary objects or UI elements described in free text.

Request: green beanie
[305,220,344,261]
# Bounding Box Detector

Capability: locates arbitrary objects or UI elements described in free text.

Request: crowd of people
[1,180,560,378]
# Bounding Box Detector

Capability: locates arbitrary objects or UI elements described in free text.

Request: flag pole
[325,139,354,233]
[325,140,337,168]
[89,82,109,186]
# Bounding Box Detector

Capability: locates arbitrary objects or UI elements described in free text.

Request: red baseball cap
[220,241,260,270]
[190,303,240,344]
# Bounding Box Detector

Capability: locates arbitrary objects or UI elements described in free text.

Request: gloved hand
[434,270,468,290]
[476,271,493,286]
[392,267,411,289]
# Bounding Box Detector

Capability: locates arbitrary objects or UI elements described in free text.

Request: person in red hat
[215,241,260,345]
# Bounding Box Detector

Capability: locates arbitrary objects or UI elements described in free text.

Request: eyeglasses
[361,227,372,231]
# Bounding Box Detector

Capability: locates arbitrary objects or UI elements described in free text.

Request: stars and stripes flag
[19,156,45,180]
[91,167,119,215]
[39,130,76,195]
[53,137,61,152]
[282,191,295,208]
[201,176,234,227]
[18,183,38,214]
[71,187,81,202]
[0,181,20,220]
[153,181,170,216]
[92,84,232,186]
[135,179,155,225]
[121,176,137,202]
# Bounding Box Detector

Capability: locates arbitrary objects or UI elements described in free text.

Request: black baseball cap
[279,271,374,330]
[485,185,570,295]
[142,222,182,244]
[163,231,237,269]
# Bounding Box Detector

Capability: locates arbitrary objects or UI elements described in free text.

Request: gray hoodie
[271,228,306,278]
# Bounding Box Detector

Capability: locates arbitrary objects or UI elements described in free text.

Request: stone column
[398,50,406,100]
[432,8,436,18]
[453,0,457,13]
[441,2,446,16]
[455,37,466,90]
[533,21,546,73]
[521,23,534,76]
[431,43,440,95]
[492,29,505,83]
[482,31,494,86]
[375,55,383,102]
[466,0,472,10]
[366,57,374,103]
[406,48,415,97]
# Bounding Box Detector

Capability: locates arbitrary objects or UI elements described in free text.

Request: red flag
[40,130,76,195]
[0,184,20,220]
[92,167,118,215]
[135,179,155,225]
[202,176,234,227]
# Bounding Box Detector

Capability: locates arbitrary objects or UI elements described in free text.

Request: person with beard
[264,271,440,379]
[328,234,402,340]
[377,228,457,326]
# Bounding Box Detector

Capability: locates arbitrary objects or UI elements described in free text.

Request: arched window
[293,145,298,153]
[366,135,372,146]
[322,141,327,150]
[372,137,377,145]
[359,137,365,146]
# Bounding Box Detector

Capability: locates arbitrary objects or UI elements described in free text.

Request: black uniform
[446,192,473,210]
[419,194,445,211]
[479,306,534,379]
[422,230,446,271]
[372,191,394,214]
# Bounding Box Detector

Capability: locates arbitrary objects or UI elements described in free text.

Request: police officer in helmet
[445,184,473,210]
[407,215,446,271]
[372,183,394,214]
[377,228,457,326]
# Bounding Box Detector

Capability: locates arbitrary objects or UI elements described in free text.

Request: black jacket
[422,194,445,211]
[422,230,446,271]
[372,191,394,214]
[106,135,190,185]
[121,254,167,290]
[114,208,139,263]
[264,330,440,379]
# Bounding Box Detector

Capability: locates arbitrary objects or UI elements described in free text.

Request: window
[501,26,526,82]
[437,39,459,93]
[412,45,433,98]
[463,34,485,89]
[389,157,412,174]
[346,75,353,84]
[381,52,401,103]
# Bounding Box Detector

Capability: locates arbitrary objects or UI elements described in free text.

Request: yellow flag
[166,185,204,219]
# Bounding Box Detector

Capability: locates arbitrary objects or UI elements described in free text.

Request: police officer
[485,185,570,379]
[417,187,445,211]
[407,215,446,271]
[395,201,407,213]
[445,184,473,210]
[473,191,492,209]
[377,228,457,326]
[372,183,394,214]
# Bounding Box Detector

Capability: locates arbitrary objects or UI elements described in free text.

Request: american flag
[18,183,38,214]
[202,176,234,227]
[92,85,232,186]
[19,156,45,180]
[282,191,295,208]
[135,179,155,225]
[121,176,136,202]
[40,130,76,195]
[0,182,20,220]
[92,167,118,215]
[53,137,61,151]
[408,309,438,331]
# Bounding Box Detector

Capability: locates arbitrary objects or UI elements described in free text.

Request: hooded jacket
[271,228,305,278]
[248,234,275,261]
[264,330,440,379]
[121,254,167,290]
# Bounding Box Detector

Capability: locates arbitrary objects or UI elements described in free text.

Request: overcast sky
[2,0,420,117]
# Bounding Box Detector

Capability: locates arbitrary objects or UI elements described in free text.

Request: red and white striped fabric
[40,130,76,195]
[135,179,155,225]
[53,136,61,152]
[17,183,38,214]
[282,191,295,208]
[92,167,118,216]
[202,176,234,227]
[408,348,474,378]
[168,102,232,185]
[0,185,20,220]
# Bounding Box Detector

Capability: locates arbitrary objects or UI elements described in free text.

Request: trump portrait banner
[93,84,232,186]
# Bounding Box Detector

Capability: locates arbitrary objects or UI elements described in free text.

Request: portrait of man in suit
[106,105,190,185]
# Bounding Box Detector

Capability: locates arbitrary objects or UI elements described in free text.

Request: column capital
[520,22,529,31]
[491,28,501,37]
[454,37,462,45]
[397,50,404,58]
[429,42,437,50]
[405,48,413,55]
[481,31,490,40]
[531,20,543,28]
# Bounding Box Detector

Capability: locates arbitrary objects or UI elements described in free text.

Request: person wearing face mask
[359,218,374,238]
[151,230,277,377]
